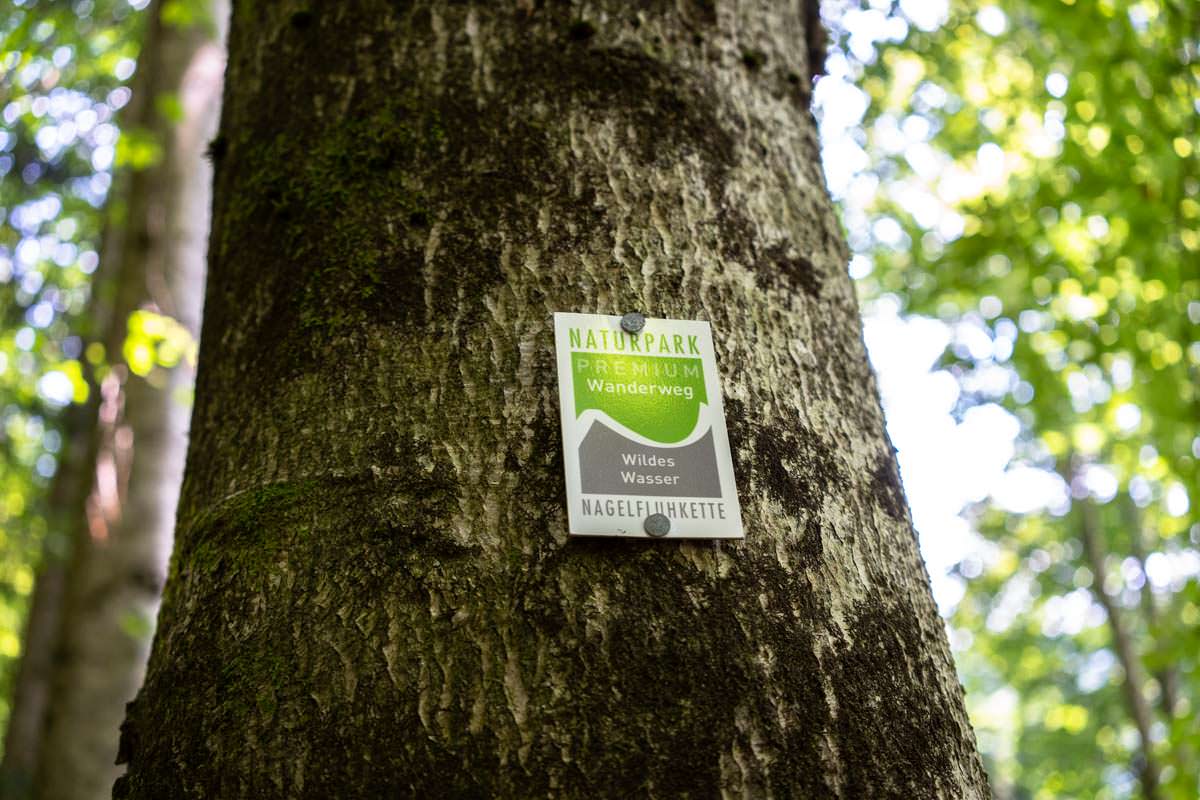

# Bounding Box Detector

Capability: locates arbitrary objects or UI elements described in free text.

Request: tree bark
[118,2,988,797]
[22,4,225,799]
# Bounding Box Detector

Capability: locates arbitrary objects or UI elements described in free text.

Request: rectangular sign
[553,312,744,539]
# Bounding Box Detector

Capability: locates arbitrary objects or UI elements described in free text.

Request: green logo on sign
[572,352,707,444]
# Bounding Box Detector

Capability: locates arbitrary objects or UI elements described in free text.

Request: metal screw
[620,312,646,334]
[644,513,671,537]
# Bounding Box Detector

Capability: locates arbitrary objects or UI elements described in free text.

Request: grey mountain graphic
[579,420,721,497]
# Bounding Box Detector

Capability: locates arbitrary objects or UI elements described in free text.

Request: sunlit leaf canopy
[818,0,1197,797]
[0,0,150,723]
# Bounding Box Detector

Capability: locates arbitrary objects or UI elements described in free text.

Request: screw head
[644,513,671,537]
[620,312,646,334]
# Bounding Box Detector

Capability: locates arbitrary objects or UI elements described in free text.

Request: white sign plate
[553,312,744,539]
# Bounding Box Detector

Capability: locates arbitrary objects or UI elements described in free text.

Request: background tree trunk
[1078,493,1161,800]
[119,2,988,797]
[0,474,71,800]
[11,4,226,799]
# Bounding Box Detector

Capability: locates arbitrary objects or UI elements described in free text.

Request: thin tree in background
[117,2,989,797]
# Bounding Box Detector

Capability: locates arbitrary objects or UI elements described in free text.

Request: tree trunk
[0,563,63,800]
[1123,497,1179,720]
[21,4,225,799]
[0,490,70,800]
[118,2,988,797]
[1078,495,1161,800]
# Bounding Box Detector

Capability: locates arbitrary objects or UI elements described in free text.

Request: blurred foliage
[123,308,195,379]
[0,0,151,733]
[824,0,1197,797]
